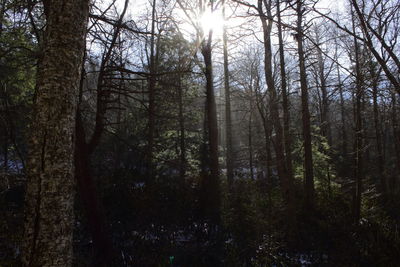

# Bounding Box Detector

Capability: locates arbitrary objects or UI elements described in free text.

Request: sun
[199,9,225,37]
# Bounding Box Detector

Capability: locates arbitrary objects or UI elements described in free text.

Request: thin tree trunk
[73,1,128,263]
[1,88,8,171]
[258,0,295,226]
[336,47,348,158]
[317,47,331,146]
[371,65,386,195]
[223,0,234,187]
[177,67,186,181]
[350,0,400,95]
[147,0,157,182]
[248,88,254,180]
[3,132,7,172]
[75,114,113,267]
[0,0,5,35]
[277,0,294,188]
[262,112,272,192]
[351,11,364,224]
[391,93,400,193]
[2,87,26,171]
[315,35,332,195]
[296,0,314,209]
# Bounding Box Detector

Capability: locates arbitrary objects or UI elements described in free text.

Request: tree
[147,0,157,182]
[350,7,364,224]
[276,0,294,198]
[222,0,234,187]
[22,0,89,266]
[315,0,400,95]
[177,0,221,225]
[350,0,400,94]
[74,0,130,265]
[233,0,296,226]
[200,13,220,226]
[294,0,314,209]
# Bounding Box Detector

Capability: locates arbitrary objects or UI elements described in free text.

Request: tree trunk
[75,114,113,267]
[317,47,331,146]
[351,11,364,224]
[336,48,348,158]
[371,65,386,195]
[260,109,272,192]
[248,87,254,180]
[74,2,128,263]
[201,32,220,225]
[258,0,295,225]
[277,0,294,189]
[223,0,234,187]
[296,0,314,209]
[177,65,186,181]
[22,0,89,266]
[1,89,8,171]
[3,132,7,172]
[391,93,400,193]
[147,0,157,182]
[0,0,5,35]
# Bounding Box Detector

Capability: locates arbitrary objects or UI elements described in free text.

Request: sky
[105,0,347,38]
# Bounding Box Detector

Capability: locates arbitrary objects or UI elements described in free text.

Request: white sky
[100,0,350,73]
[106,0,347,36]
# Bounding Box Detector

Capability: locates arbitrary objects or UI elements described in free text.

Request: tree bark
[335,44,348,158]
[316,46,331,146]
[147,0,157,182]
[201,30,220,225]
[348,0,400,95]
[223,0,234,187]
[74,1,128,264]
[248,83,254,181]
[351,11,364,224]
[75,114,113,267]
[391,93,400,194]
[178,77,186,181]
[296,0,315,209]
[22,0,89,266]
[258,0,295,225]
[371,64,386,195]
[277,0,294,189]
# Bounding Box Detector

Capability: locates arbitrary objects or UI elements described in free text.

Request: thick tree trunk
[201,33,220,225]
[296,0,314,209]
[22,0,89,266]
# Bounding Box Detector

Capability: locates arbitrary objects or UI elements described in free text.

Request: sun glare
[199,9,225,37]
